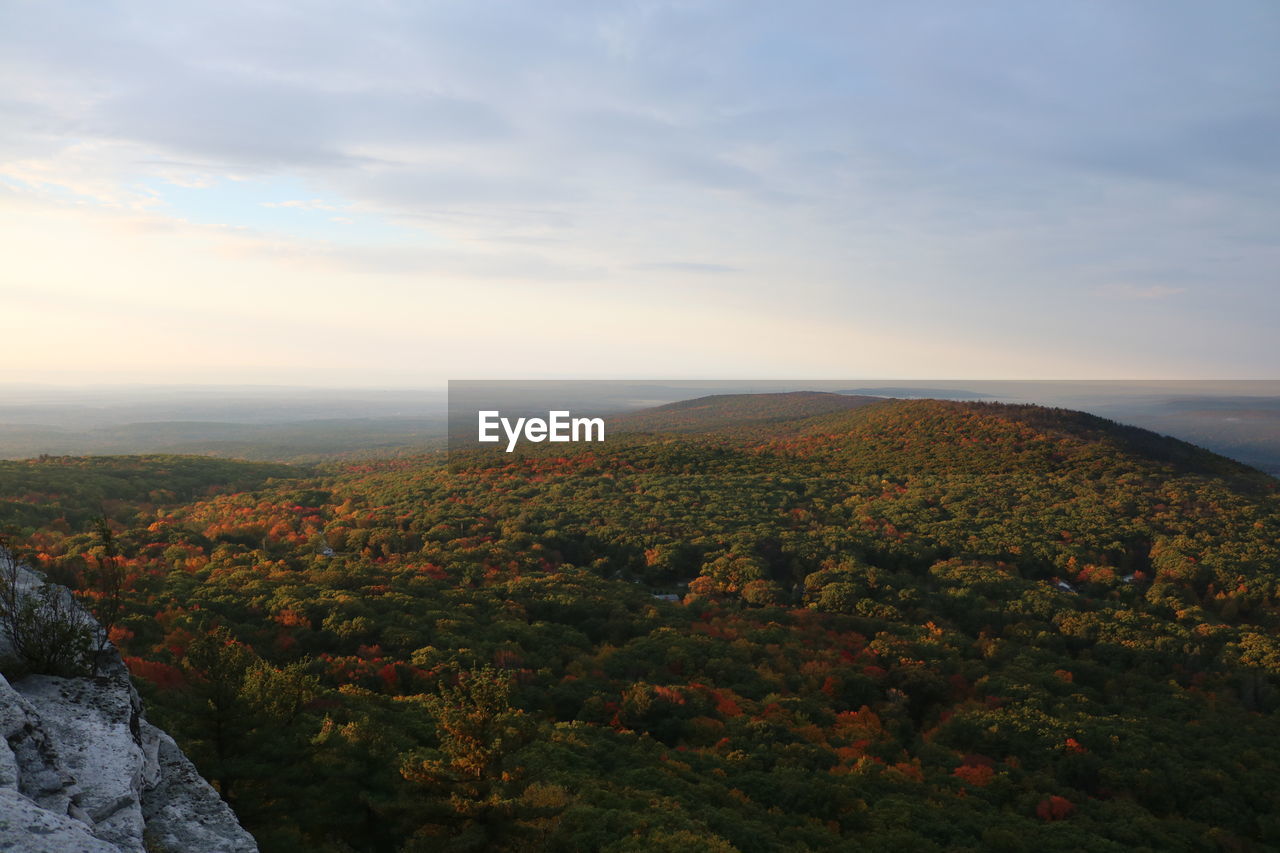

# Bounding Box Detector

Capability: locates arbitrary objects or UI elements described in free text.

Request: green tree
[399,667,567,851]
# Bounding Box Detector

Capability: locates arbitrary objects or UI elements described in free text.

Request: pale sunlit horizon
[3,2,1278,384]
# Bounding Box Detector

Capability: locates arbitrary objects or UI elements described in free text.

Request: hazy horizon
[0,380,1276,472]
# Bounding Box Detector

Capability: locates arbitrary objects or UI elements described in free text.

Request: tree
[0,538,94,678]
[85,515,125,673]
[399,667,567,851]
[168,625,321,832]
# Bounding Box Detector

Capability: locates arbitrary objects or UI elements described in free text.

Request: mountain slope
[609,390,883,433]
[4,396,1280,851]
[786,398,1273,484]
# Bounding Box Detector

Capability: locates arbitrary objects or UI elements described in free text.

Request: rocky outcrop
[0,558,257,852]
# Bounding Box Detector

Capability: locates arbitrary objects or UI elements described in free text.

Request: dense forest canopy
[3,396,1279,852]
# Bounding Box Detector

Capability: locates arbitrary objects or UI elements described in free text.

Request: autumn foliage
[3,399,1280,851]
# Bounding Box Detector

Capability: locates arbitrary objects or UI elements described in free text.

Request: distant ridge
[840,387,991,400]
[785,397,1275,487]
[609,391,882,433]
[612,392,1274,486]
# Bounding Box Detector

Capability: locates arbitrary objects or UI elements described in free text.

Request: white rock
[139,722,258,853]
[16,674,147,852]
[0,787,118,853]
[0,552,259,852]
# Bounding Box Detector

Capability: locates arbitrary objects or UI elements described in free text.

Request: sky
[1,0,1278,386]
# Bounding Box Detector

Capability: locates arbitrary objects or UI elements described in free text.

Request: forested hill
[4,397,1280,851]
[609,390,883,433]
[617,393,1270,487]
[789,398,1274,486]
[0,454,300,531]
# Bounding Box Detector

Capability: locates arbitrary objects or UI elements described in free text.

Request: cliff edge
[0,557,257,853]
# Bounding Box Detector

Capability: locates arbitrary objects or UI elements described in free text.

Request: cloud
[1102,284,1189,301]
[630,262,740,274]
[263,199,343,211]
[0,1,1277,379]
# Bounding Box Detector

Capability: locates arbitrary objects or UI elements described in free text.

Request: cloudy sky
[1,0,1277,385]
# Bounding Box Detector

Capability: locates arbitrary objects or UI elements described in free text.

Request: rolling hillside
[4,395,1280,852]
[609,391,884,434]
